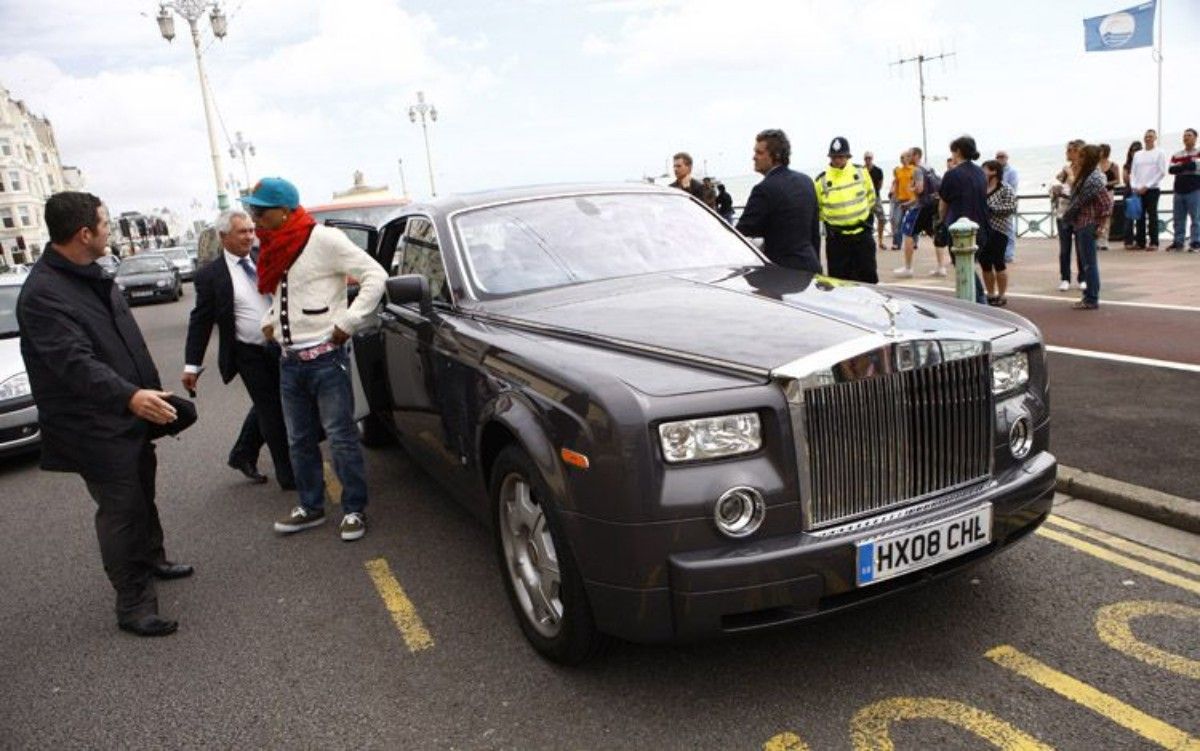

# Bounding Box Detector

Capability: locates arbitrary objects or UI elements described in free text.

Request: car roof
[400,182,683,216]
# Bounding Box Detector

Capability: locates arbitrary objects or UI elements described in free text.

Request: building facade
[0,84,78,268]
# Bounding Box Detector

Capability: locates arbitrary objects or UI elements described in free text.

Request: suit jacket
[17,248,162,479]
[185,253,243,384]
[736,165,823,273]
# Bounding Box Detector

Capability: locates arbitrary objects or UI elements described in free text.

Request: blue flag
[1084,1,1156,52]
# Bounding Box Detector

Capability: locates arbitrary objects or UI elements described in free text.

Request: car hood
[117,272,172,285]
[477,266,1018,375]
[0,336,23,383]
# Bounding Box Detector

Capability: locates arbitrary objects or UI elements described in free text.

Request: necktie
[238,257,258,284]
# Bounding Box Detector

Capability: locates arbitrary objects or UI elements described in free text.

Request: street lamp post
[229,130,255,190]
[408,91,438,197]
[397,158,409,198]
[156,1,231,210]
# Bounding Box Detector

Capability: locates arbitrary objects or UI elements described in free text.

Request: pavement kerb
[1056,464,1200,534]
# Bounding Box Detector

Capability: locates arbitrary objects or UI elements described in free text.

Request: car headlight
[0,372,31,401]
[659,412,762,463]
[156,279,168,287]
[991,352,1029,396]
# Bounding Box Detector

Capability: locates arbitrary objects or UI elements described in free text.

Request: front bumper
[0,400,40,456]
[574,451,1056,643]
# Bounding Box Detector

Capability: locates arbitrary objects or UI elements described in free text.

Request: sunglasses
[247,205,279,218]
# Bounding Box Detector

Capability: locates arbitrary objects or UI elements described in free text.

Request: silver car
[151,246,197,282]
[0,274,39,456]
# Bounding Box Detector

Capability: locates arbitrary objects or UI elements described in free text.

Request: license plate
[131,291,153,298]
[856,504,992,587]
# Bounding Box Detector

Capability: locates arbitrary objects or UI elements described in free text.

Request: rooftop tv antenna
[889,49,956,158]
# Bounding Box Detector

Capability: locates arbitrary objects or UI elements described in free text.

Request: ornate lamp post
[229,130,255,190]
[156,1,231,210]
[408,91,438,197]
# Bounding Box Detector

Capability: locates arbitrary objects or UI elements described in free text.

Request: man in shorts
[893,147,942,277]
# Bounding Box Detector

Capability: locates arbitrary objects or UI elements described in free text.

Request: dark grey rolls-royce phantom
[334,183,1055,664]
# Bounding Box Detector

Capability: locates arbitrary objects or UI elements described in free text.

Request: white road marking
[882,283,1200,313]
[1045,346,1200,374]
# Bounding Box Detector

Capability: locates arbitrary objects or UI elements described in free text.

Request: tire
[490,444,603,664]
[356,412,394,447]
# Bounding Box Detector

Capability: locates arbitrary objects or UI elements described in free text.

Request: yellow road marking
[364,558,434,653]
[1096,601,1200,680]
[986,645,1200,750]
[762,732,811,751]
[848,697,1052,751]
[324,461,342,505]
[1035,527,1200,596]
[1045,515,1200,577]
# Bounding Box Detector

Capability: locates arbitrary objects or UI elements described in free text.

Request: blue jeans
[1057,219,1083,283]
[1173,190,1200,247]
[279,347,368,514]
[1076,225,1100,305]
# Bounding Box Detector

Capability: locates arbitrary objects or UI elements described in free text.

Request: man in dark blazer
[736,128,823,273]
[182,209,294,490]
[18,192,191,637]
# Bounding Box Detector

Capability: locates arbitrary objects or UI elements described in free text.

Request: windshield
[0,286,18,337]
[118,256,171,275]
[453,193,761,298]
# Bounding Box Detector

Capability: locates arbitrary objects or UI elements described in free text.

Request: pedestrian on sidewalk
[815,137,878,283]
[981,159,1016,305]
[182,209,295,491]
[863,151,886,250]
[996,150,1019,262]
[735,128,822,273]
[1097,144,1120,251]
[243,178,387,542]
[715,182,734,224]
[937,135,989,304]
[892,147,941,278]
[1062,145,1112,310]
[17,192,193,637]
[1121,141,1143,249]
[889,150,914,250]
[1167,128,1199,252]
[1129,129,1167,250]
[1051,139,1085,292]
[669,153,706,202]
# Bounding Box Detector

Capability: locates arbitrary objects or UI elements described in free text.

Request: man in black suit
[18,192,191,637]
[182,210,294,490]
[736,128,823,273]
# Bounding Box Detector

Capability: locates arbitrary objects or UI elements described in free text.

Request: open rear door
[324,220,383,422]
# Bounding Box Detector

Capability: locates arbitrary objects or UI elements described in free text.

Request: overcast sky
[1,0,1197,220]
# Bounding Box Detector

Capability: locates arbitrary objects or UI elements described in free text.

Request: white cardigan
[261,224,387,348]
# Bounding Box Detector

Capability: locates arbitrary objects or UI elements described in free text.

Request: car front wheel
[490,444,602,664]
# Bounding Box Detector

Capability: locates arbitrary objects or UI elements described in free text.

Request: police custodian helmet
[828,137,852,157]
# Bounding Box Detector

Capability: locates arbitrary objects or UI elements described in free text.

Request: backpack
[920,168,942,206]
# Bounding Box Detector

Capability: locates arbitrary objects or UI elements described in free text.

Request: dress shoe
[153,562,195,580]
[118,614,178,637]
[228,457,268,484]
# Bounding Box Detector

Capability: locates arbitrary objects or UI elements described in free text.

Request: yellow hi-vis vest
[815,164,876,234]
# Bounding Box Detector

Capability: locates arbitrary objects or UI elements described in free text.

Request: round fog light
[1009,415,1033,459]
[713,486,765,538]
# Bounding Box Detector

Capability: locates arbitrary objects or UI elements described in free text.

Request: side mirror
[386,274,434,318]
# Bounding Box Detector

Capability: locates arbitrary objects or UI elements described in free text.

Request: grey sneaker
[274,506,325,534]
[340,512,366,542]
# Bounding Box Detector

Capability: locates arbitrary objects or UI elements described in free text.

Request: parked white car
[0,274,39,456]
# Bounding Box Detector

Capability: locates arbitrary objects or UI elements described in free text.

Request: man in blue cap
[240,178,387,541]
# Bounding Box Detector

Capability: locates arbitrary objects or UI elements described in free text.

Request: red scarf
[255,206,316,294]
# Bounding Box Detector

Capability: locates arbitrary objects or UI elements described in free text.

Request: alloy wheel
[498,472,563,638]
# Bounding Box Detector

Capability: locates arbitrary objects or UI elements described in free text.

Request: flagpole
[1156,0,1163,135]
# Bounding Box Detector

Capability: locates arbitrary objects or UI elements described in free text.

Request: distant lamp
[156,7,176,41]
[210,6,228,38]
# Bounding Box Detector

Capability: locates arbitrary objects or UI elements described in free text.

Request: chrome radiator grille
[801,354,992,529]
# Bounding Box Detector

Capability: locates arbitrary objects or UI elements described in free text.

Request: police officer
[815,137,879,283]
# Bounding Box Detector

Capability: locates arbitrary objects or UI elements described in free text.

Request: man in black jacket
[182,209,294,489]
[736,128,822,273]
[17,192,191,637]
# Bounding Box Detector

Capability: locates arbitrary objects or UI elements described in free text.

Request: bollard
[948,217,980,302]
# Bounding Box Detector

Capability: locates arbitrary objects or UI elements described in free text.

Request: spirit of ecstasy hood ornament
[882,297,902,338]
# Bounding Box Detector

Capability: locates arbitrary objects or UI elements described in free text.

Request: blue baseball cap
[240,177,300,209]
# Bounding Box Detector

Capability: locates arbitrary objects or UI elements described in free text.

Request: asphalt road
[1,290,1197,750]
